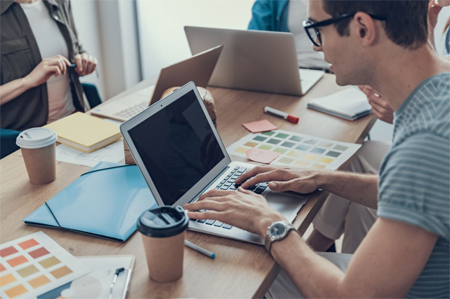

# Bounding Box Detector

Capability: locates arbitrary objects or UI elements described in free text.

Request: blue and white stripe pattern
[378,72,450,298]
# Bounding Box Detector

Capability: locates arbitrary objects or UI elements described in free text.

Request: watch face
[270,222,287,238]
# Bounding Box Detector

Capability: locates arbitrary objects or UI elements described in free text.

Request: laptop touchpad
[265,192,308,222]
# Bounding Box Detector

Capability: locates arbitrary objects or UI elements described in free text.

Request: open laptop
[185,26,325,96]
[91,45,223,122]
[121,82,310,245]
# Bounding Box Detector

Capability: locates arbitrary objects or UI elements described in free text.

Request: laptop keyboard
[189,166,269,229]
[113,101,147,119]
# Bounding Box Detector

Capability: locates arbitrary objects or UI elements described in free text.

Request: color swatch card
[0,232,90,299]
[227,130,361,170]
[38,255,135,299]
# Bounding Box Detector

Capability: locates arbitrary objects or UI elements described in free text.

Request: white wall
[71,0,141,101]
[71,0,105,99]
[136,0,255,79]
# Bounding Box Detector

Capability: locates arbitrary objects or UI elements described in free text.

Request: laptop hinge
[189,166,230,203]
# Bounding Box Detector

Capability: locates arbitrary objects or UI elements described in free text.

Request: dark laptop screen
[128,90,224,205]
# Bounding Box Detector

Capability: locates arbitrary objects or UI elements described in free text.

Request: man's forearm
[271,231,346,298]
[316,171,378,209]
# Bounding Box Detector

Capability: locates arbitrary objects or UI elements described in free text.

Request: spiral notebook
[307,88,372,121]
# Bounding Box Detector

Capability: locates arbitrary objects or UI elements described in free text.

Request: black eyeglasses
[302,12,387,47]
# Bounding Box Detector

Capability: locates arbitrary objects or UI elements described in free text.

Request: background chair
[1,84,102,159]
[82,83,102,108]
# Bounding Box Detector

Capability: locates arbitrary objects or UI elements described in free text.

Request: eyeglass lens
[307,27,321,47]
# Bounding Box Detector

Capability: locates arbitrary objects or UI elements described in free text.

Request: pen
[109,267,125,299]
[264,106,299,124]
[69,63,100,78]
[185,240,215,259]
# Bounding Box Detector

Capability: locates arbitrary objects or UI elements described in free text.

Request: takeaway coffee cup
[16,128,58,185]
[137,205,189,282]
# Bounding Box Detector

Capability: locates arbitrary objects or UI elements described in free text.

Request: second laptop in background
[185,26,325,96]
[91,45,223,122]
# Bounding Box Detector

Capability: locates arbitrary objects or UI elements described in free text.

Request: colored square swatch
[289,136,302,142]
[0,273,16,287]
[303,154,318,161]
[0,246,18,258]
[303,139,318,145]
[28,247,50,259]
[275,133,289,139]
[326,151,341,158]
[278,157,294,164]
[39,256,61,269]
[281,141,296,148]
[312,164,326,169]
[310,147,326,154]
[253,136,267,142]
[295,144,311,151]
[333,144,348,151]
[5,284,28,298]
[267,139,281,145]
[244,142,259,148]
[17,265,39,278]
[18,239,39,250]
[318,157,334,164]
[287,150,303,158]
[235,147,249,154]
[28,275,51,289]
[242,120,277,133]
[261,131,275,136]
[273,147,287,154]
[50,266,73,279]
[258,144,273,150]
[0,263,6,272]
[319,142,334,148]
[294,161,310,168]
[7,255,28,267]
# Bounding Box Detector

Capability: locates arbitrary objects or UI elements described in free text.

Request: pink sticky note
[242,120,278,133]
[246,148,280,164]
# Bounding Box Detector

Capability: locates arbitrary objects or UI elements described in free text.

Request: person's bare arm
[236,166,379,209]
[0,78,31,106]
[0,55,70,106]
[185,189,437,298]
[271,218,437,298]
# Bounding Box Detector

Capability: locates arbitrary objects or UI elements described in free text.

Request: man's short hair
[322,0,429,49]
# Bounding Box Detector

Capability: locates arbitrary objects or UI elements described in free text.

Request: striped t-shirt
[378,72,450,298]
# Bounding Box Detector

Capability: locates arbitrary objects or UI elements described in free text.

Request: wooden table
[0,74,375,298]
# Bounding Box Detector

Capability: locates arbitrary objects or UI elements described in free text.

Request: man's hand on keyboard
[184,188,285,238]
[235,166,331,194]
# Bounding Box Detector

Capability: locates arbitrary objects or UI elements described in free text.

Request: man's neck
[371,43,450,111]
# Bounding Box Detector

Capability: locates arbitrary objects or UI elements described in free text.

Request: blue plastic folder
[24,162,157,242]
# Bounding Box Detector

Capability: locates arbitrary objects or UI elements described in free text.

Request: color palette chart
[0,231,90,299]
[227,130,361,170]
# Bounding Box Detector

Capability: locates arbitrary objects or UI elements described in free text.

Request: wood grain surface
[0,74,375,298]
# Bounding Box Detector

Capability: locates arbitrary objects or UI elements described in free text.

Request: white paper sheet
[56,139,125,167]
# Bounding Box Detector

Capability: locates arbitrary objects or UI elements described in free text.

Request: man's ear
[352,11,378,46]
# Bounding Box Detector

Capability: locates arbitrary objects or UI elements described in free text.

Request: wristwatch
[264,220,297,254]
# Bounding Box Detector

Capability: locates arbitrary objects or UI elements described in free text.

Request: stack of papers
[307,88,372,121]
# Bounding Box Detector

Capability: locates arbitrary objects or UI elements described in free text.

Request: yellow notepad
[45,112,121,153]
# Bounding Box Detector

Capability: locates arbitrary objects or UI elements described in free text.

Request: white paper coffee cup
[16,128,58,185]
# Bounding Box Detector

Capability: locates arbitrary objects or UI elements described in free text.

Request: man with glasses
[185,0,449,297]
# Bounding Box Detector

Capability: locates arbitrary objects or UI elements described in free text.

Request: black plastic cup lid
[137,205,188,238]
